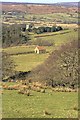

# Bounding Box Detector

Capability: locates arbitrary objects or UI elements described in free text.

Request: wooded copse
[2,24,30,48]
[28,26,63,34]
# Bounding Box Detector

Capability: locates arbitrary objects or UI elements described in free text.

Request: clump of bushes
[29,26,63,34]
[34,39,54,46]
[18,89,31,96]
[51,87,77,92]
[30,82,46,93]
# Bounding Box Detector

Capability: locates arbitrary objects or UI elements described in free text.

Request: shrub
[34,39,54,46]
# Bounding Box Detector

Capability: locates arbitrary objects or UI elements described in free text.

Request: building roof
[35,46,46,50]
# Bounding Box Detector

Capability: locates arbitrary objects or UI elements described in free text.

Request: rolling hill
[1,2,78,14]
[54,2,78,7]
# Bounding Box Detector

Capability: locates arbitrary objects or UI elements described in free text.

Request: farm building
[34,46,46,54]
[20,24,26,32]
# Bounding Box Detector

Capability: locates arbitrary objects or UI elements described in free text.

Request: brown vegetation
[51,87,78,92]
[18,89,31,96]
[44,109,51,115]
[2,3,78,14]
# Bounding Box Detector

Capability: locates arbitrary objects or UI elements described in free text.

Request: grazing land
[2,89,78,118]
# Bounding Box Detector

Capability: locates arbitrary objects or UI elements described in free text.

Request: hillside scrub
[28,40,78,89]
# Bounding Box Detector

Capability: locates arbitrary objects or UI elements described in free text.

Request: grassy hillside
[3,29,78,72]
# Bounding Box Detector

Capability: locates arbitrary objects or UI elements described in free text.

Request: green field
[11,53,49,71]
[24,13,78,23]
[3,45,53,55]
[3,46,52,72]
[2,89,78,118]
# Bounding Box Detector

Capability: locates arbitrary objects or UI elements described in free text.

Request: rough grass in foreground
[2,89,78,118]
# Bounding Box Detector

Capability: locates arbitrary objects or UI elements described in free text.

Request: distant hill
[1,2,79,7]
[54,2,78,7]
[1,2,78,14]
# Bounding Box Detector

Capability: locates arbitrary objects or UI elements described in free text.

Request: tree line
[2,24,63,47]
[28,26,63,34]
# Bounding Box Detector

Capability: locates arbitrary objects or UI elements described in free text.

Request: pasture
[2,88,78,118]
[3,45,51,72]
[11,53,49,72]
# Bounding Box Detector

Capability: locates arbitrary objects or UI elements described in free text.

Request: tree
[33,26,63,34]
[56,26,63,31]
[44,27,51,32]
[2,52,15,80]
[51,26,56,32]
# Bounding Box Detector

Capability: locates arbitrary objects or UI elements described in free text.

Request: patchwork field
[24,13,78,23]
